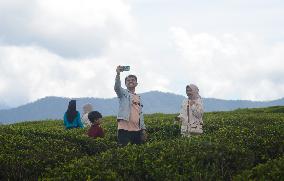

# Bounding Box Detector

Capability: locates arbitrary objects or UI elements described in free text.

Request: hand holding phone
[121,66,130,71]
[116,65,130,74]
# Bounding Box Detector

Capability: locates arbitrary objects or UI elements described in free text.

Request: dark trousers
[117,129,142,146]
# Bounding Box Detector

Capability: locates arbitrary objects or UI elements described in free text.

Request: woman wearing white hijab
[178,84,204,137]
[81,103,93,127]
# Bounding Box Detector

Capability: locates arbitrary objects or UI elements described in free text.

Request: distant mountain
[204,97,284,112]
[0,91,284,124]
[0,102,10,110]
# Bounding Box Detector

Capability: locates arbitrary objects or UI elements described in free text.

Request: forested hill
[0,91,284,124]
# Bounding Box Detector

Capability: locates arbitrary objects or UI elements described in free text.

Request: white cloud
[0,45,116,107]
[169,27,284,100]
[0,0,135,58]
[0,0,284,107]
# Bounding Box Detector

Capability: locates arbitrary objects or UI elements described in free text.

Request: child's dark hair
[125,74,137,83]
[88,111,102,123]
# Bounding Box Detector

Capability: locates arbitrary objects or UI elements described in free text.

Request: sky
[0,0,284,107]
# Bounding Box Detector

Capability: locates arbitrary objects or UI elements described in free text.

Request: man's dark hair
[88,111,102,123]
[125,74,137,83]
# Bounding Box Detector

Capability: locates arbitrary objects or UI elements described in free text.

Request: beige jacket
[178,98,204,135]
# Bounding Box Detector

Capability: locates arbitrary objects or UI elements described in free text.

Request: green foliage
[234,106,284,113]
[233,156,284,181]
[0,107,283,180]
[0,120,117,180]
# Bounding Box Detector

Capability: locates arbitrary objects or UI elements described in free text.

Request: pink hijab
[187,84,201,100]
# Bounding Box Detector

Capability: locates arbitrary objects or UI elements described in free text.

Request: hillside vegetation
[0,106,284,180]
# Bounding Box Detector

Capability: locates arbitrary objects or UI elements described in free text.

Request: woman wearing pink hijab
[178,84,204,137]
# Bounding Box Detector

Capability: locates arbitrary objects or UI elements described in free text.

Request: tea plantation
[0,106,283,180]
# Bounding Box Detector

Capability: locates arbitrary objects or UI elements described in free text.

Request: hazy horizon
[1,90,284,110]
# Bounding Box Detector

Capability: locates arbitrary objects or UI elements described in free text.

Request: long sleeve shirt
[114,74,146,130]
[81,113,92,127]
[87,124,104,138]
[178,98,204,126]
[63,112,83,129]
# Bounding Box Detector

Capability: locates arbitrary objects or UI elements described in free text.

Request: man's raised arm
[114,66,123,98]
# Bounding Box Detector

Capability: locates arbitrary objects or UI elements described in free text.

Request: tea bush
[0,107,283,180]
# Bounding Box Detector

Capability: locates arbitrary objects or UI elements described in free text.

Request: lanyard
[187,99,190,124]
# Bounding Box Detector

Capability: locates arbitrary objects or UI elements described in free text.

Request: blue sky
[0,0,283,107]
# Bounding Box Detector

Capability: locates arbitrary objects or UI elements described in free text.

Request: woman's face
[186,87,194,97]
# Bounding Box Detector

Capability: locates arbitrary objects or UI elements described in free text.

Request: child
[87,111,105,139]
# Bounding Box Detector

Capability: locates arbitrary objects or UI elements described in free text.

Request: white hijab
[83,103,93,114]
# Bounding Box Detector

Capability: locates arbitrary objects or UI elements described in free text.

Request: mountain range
[0,91,284,124]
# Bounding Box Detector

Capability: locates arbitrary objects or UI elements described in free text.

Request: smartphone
[122,66,130,71]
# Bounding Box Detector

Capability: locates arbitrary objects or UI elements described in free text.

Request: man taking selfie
[114,65,147,146]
